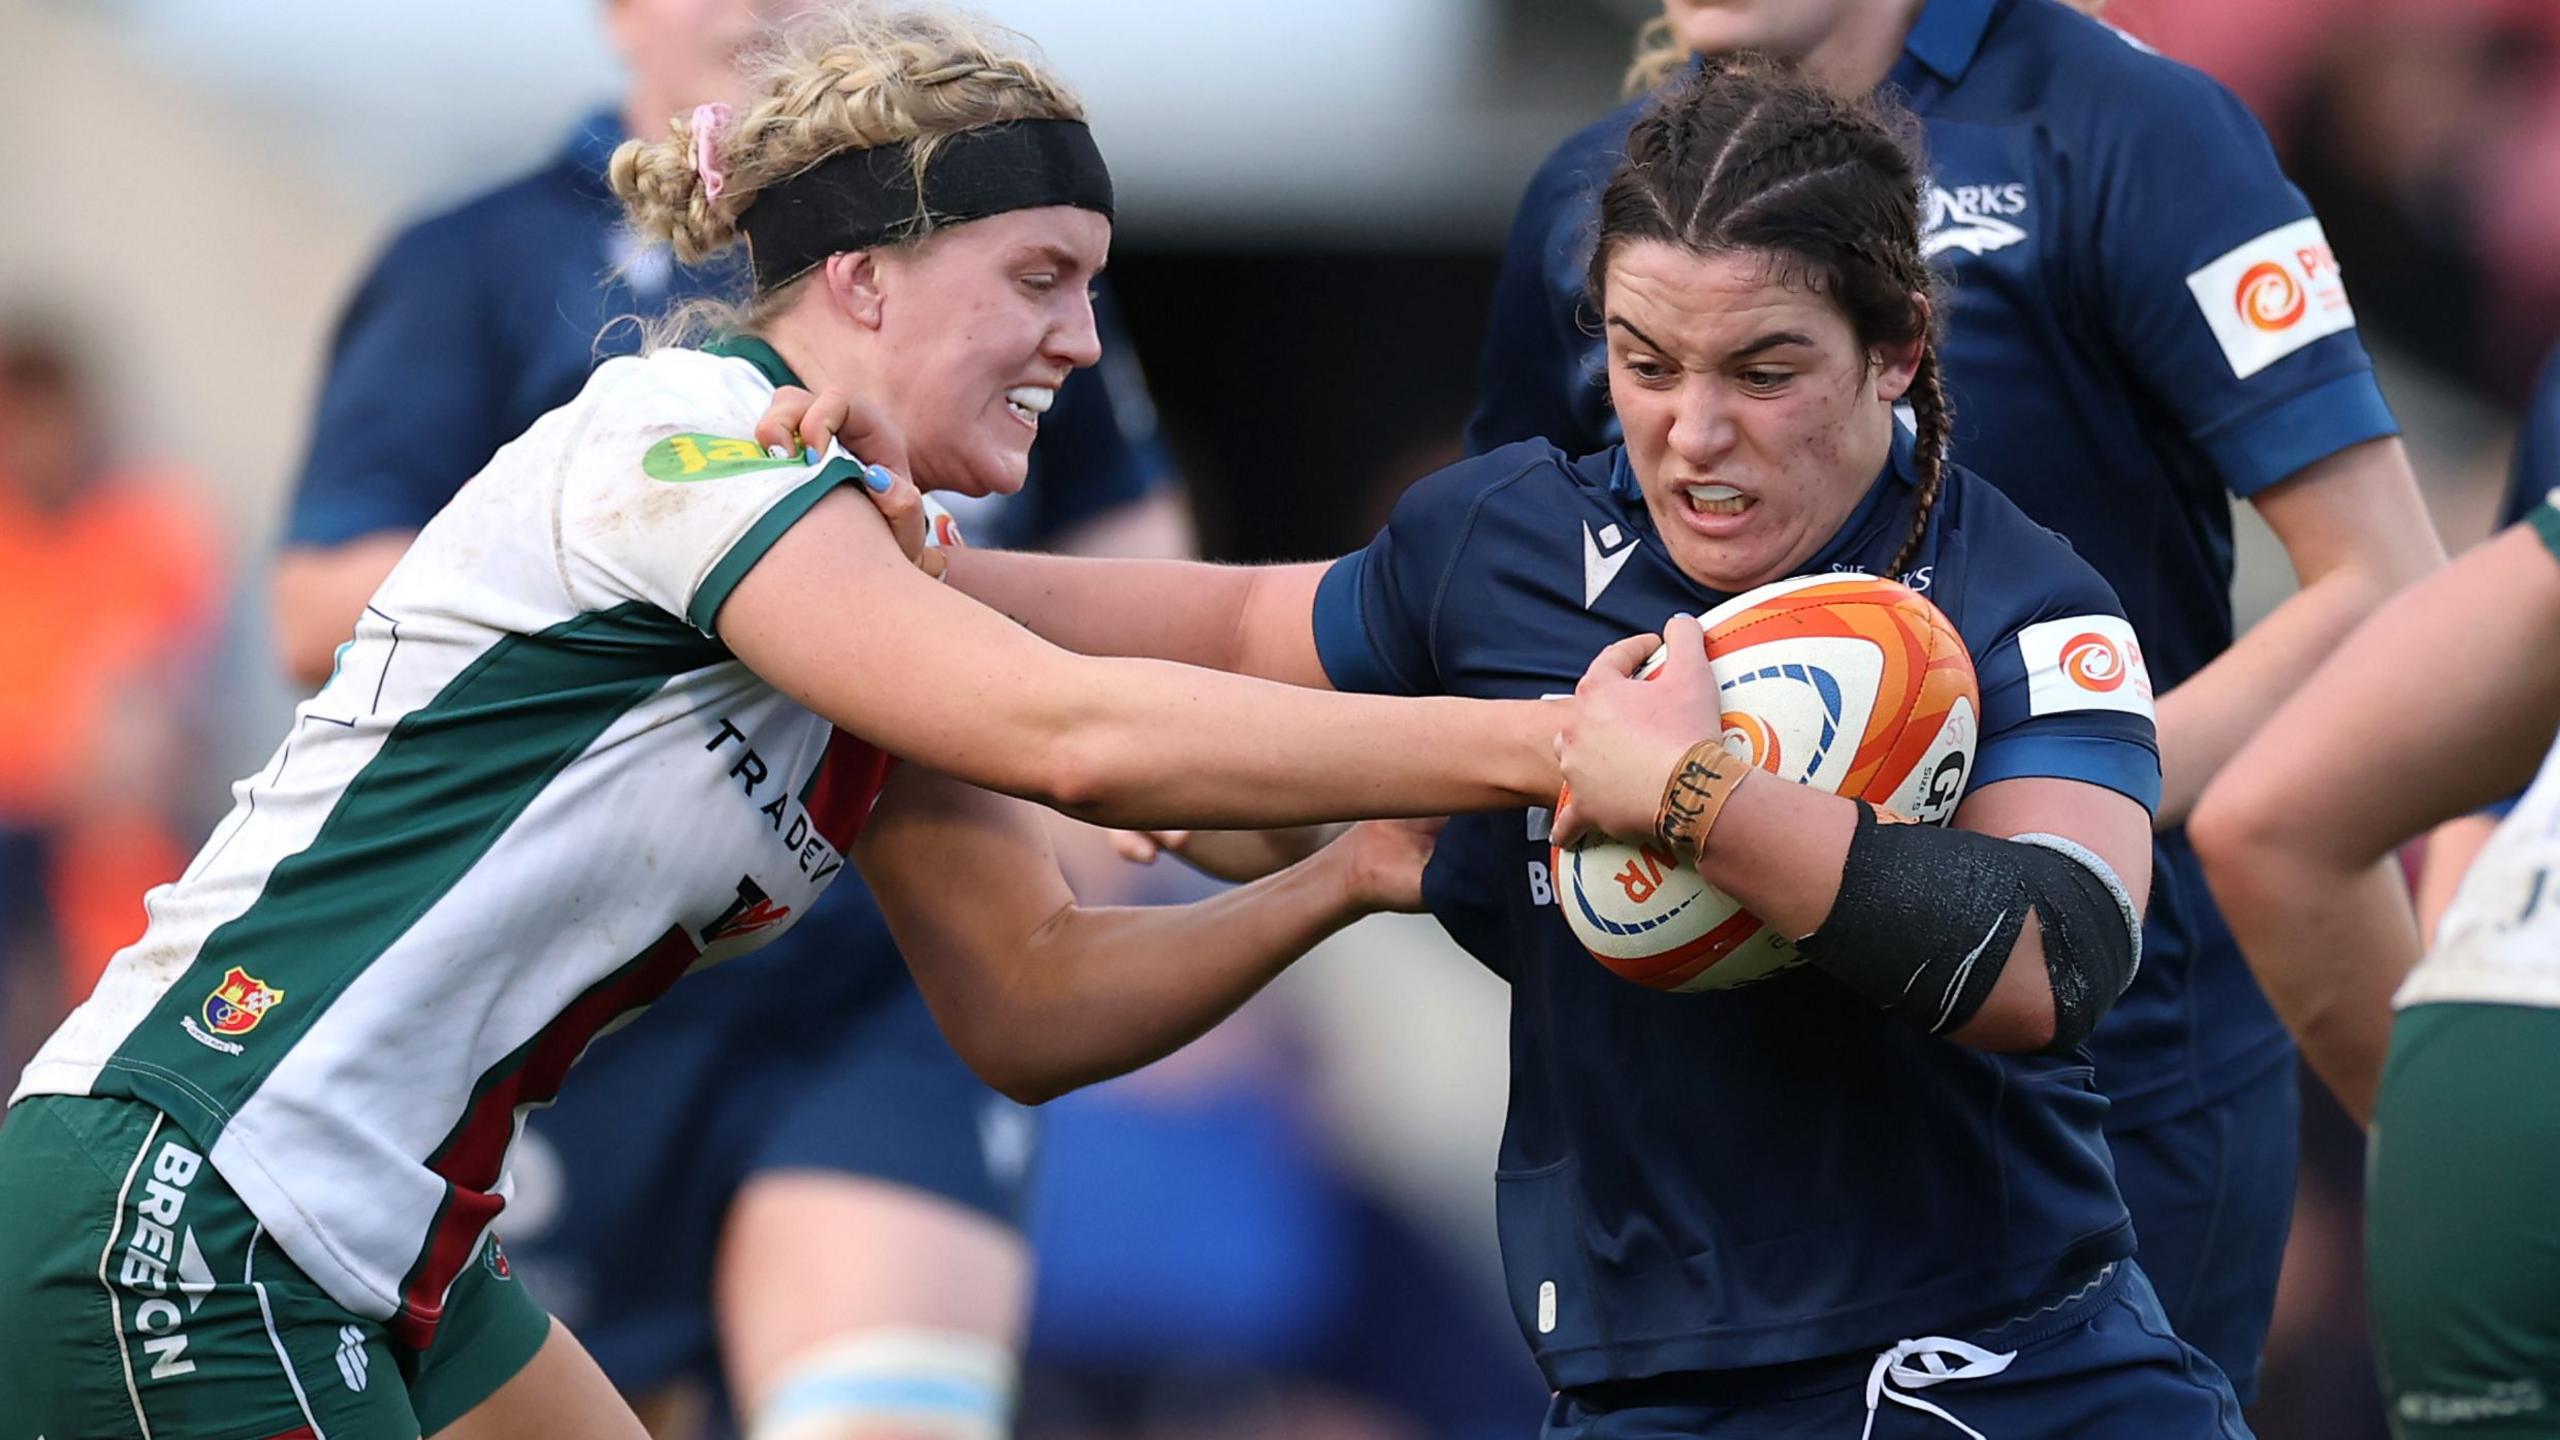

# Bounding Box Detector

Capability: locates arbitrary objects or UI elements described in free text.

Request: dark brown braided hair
[1587,55,1951,583]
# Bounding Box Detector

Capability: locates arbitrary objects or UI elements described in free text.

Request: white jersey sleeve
[2399,732,2560,1011]
[557,349,866,636]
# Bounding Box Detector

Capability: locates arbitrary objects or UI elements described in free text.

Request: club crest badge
[203,967,285,1036]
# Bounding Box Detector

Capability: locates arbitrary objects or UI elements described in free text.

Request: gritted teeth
[1006,385,1057,416]
[1686,483,1750,516]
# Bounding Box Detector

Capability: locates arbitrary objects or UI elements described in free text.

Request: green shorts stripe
[97,1107,169,1436]
[245,1228,333,1437]
[2370,1002,2560,1438]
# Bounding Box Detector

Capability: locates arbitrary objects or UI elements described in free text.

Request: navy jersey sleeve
[1311,447,1536,695]
[283,217,508,546]
[992,279,1177,549]
[1966,527,2163,812]
[2087,54,2398,498]
[1466,116,1628,459]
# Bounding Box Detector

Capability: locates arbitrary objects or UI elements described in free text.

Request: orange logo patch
[2234,261,2305,333]
[2059,633,2128,693]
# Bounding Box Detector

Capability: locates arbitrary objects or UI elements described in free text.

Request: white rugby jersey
[2398,731,2560,1012]
[13,338,896,1345]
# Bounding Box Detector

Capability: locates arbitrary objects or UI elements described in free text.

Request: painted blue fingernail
[863,464,895,494]
[802,445,819,465]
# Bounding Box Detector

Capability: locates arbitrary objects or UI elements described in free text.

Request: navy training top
[282,111,1177,1020]
[1310,429,2159,1382]
[1466,0,2401,1124]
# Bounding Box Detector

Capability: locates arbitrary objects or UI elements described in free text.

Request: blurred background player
[2192,407,2560,1440]
[1466,0,2446,1406]
[0,321,224,1078]
[271,3,1187,1435]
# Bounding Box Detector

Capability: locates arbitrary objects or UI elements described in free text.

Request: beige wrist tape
[1657,739,1749,858]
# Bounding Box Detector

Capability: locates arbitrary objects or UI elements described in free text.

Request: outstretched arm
[2192,520,2560,1121]
[937,548,1334,686]
[720,489,1554,829]
[855,762,1435,1104]
[755,385,1331,684]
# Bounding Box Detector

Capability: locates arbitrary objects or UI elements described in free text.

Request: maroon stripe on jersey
[393,924,702,1344]
[803,728,895,851]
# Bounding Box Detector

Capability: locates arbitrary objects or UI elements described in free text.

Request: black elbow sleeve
[1798,807,2142,1050]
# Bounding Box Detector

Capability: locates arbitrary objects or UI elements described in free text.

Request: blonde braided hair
[610,3,1085,339]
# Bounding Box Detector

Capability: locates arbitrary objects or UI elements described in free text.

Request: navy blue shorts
[497,968,1038,1395]
[1546,1262,2250,1439]
[2106,1055,2298,1408]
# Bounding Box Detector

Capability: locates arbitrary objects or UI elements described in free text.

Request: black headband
[739,118,1113,290]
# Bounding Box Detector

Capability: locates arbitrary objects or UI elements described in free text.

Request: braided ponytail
[1887,346,1952,583]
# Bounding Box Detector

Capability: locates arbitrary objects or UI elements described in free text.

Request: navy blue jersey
[1468,0,2400,1124]
[1311,432,2159,1382]
[282,112,1175,1021]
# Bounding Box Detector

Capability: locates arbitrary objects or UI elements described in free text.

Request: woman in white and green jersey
[2194,495,2560,1439]
[0,11,1564,1439]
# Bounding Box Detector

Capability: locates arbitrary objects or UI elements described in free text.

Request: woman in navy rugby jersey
[792,57,2247,1438]
[1470,0,2448,1405]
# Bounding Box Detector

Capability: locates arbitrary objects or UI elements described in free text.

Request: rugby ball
[1554,574,1979,992]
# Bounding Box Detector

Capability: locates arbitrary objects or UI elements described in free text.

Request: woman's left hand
[1554,614,1717,847]
[754,385,927,566]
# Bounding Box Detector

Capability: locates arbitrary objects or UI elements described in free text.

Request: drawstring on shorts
[1860,1335,2017,1439]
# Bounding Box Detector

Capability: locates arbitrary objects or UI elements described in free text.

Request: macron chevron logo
[1582,521,1640,609]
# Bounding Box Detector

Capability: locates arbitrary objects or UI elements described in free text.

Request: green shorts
[2370,1003,2560,1438]
[0,1094,553,1439]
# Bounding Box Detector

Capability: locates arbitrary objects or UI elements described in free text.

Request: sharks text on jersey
[1923,182,2030,259]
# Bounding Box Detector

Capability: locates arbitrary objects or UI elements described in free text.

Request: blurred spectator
[0,320,221,1072]
[2282,11,2550,405]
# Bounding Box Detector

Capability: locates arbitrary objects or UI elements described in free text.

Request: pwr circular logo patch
[2235,262,2306,332]
[2060,633,2128,693]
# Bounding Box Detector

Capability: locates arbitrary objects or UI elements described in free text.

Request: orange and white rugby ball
[1554,573,1979,992]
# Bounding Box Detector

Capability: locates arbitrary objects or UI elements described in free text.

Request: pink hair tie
[690,102,733,200]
